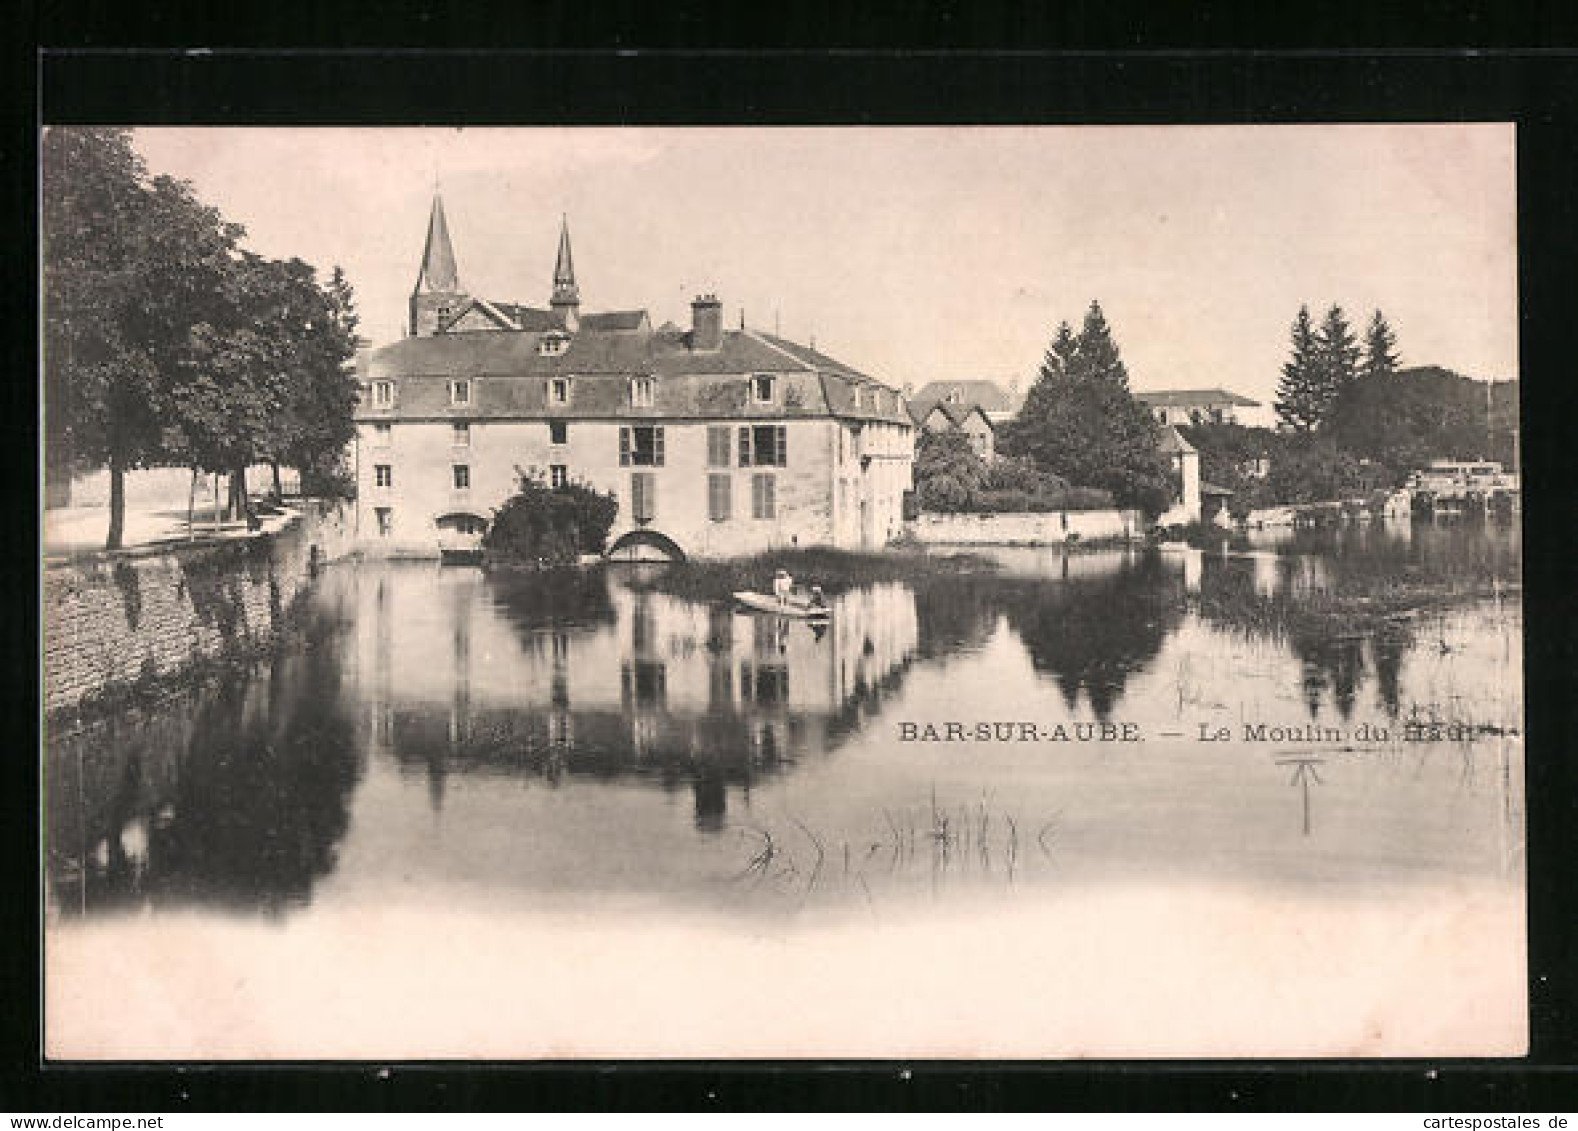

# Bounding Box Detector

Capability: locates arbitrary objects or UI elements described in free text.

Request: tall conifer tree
[1275,305,1325,432]
[1316,304,1361,408]
[1361,309,1401,380]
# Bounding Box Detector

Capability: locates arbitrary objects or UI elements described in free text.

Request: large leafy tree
[913,429,990,512]
[1274,305,1326,432]
[43,128,241,547]
[45,128,361,545]
[169,253,360,519]
[1000,301,1171,515]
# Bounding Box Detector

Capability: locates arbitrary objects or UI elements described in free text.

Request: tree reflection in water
[47,596,363,918]
[46,523,1514,918]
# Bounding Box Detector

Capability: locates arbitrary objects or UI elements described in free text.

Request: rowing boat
[731,590,831,619]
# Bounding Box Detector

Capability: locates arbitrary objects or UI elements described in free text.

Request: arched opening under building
[435,512,489,562]
[606,529,686,563]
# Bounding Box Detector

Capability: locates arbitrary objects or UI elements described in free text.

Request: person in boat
[772,568,793,610]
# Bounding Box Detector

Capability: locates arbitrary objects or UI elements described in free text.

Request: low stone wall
[42,500,354,717]
[905,508,1142,546]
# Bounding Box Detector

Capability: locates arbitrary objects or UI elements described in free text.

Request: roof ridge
[740,328,816,371]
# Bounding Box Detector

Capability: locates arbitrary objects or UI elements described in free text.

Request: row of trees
[43,128,360,549]
[1274,304,1399,433]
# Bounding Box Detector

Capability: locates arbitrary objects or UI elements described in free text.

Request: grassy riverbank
[622,546,1005,602]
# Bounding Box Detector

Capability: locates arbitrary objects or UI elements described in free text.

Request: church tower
[409,192,468,337]
[550,214,580,331]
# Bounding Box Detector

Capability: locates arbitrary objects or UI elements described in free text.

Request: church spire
[550,214,580,328]
[414,191,460,295]
[409,190,467,337]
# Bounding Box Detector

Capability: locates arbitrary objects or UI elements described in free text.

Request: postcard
[42,124,1523,1059]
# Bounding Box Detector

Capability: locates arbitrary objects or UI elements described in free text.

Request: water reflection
[45,519,1522,919]
[356,567,921,833]
[47,600,363,918]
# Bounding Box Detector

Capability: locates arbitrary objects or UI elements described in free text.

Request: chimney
[691,294,722,351]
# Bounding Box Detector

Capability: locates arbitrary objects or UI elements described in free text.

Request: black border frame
[9,42,1577,1112]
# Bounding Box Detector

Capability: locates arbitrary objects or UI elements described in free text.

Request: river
[44,519,1525,1059]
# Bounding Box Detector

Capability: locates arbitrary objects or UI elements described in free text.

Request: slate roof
[357,326,911,425]
[578,310,650,333]
[908,379,1016,422]
[919,401,994,430]
[487,303,567,332]
[1135,388,1260,407]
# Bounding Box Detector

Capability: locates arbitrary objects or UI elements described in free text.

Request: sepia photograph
[40,124,1524,1060]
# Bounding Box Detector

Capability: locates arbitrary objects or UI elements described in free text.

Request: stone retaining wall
[42,501,353,716]
[905,508,1142,546]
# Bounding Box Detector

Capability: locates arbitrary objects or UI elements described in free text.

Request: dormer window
[945,390,961,404]
[852,387,864,411]
[371,381,394,408]
[448,379,470,406]
[539,332,570,357]
[751,374,776,404]
[549,376,571,406]
[630,376,656,408]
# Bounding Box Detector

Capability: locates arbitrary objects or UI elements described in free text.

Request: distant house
[1156,425,1202,526]
[1136,388,1263,427]
[907,379,1022,460]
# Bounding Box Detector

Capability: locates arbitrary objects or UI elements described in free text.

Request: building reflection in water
[355,566,921,832]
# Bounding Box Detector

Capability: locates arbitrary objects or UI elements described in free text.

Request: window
[751,473,776,520]
[451,422,470,446]
[707,426,731,467]
[619,425,665,467]
[708,473,732,522]
[449,379,470,406]
[751,374,776,404]
[550,464,568,489]
[630,376,656,408]
[549,420,568,445]
[372,423,391,446]
[372,381,394,408]
[452,464,470,490]
[374,464,393,489]
[631,472,657,522]
[375,507,392,538]
[549,376,571,405]
[539,333,570,357]
[853,387,863,411]
[738,424,787,467]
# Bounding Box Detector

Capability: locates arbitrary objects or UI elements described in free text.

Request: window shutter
[775,425,787,467]
[619,427,630,466]
[708,426,729,467]
[764,475,776,518]
[654,427,665,467]
[708,473,731,522]
[738,426,751,467]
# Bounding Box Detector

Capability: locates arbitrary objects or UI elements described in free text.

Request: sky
[129,125,1518,406]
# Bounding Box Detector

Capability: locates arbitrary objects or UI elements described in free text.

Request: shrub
[483,471,619,566]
